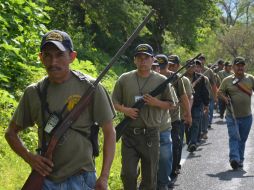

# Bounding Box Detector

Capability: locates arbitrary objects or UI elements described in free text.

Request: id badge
[135,95,143,103]
[232,78,239,85]
[44,113,60,134]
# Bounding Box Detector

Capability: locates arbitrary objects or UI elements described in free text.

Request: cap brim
[135,52,153,57]
[159,63,168,68]
[152,63,159,66]
[168,61,175,65]
[41,41,66,51]
[234,63,245,65]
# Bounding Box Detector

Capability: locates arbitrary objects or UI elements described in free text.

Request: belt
[75,169,86,176]
[133,128,147,135]
[127,127,157,135]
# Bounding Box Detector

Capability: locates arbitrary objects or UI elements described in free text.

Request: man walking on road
[112,44,175,190]
[5,30,116,189]
[185,59,209,152]
[217,61,233,119]
[218,56,254,170]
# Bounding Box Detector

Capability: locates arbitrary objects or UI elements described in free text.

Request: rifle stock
[21,10,155,190]
[22,171,45,190]
[115,53,201,141]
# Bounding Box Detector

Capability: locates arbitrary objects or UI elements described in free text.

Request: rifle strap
[36,71,98,155]
[234,82,252,97]
[35,77,49,154]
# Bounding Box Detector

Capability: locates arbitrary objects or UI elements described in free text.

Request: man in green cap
[217,61,233,119]
[218,56,254,170]
[5,30,116,189]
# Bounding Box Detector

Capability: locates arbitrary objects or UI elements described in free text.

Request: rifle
[22,10,155,190]
[226,95,241,140]
[115,53,201,141]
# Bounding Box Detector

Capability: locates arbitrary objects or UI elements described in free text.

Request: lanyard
[136,72,152,95]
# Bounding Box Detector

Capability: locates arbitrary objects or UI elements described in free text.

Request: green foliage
[0,131,31,190]
[145,0,220,50]
[0,89,30,190]
[0,0,50,93]
[0,89,17,126]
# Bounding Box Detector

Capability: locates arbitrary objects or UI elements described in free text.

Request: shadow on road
[198,142,212,147]
[188,153,202,159]
[206,169,254,181]
[214,120,226,125]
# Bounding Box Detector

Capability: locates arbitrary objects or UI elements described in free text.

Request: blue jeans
[43,171,96,190]
[157,130,173,187]
[189,105,202,145]
[208,98,214,125]
[226,115,252,163]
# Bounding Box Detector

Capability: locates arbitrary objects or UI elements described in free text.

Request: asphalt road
[173,107,254,190]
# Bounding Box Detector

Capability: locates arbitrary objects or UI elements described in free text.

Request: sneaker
[202,133,208,140]
[188,144,197,152]
[220,114,224,119]
[168,178,177,189]
[239,161,243,168]
[208,125,212,129]
[230,160,239,170]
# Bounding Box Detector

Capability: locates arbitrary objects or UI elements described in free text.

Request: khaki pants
[121,128,159,190]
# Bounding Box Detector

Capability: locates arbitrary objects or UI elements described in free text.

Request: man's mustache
[47,66,62,71]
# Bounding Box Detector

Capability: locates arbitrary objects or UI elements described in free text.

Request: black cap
[155,54,169,67]
[134,44,153,56]
[224,61,232,66]
[217,59,224,65]
[195,59,202,66]
[152,59,159,66]
[233,56,245,65]
[185,59,195,68]
[168,54,180,64]
[40,30,74,52]
[198,54,206,60]
[152,62,159,66]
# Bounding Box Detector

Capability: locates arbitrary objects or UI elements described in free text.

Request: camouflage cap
[233,56,245,65]
[168,54,180,64]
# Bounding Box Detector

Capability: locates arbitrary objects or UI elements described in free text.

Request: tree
[144,0,220,51]
[218,0,254,26]
[0,0,50,93]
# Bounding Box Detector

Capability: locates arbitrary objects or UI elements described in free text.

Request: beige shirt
[219,73,254,117]
[166,74,185,122]
[203,67,216,98]
[180,76,194,120]
[112,70,175,131]
[11,72,115,182]
[217,70,233,81]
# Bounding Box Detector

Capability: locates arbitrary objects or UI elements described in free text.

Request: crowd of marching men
[6,30,253,190]
[149,53,232,189]
[111,43,238,190]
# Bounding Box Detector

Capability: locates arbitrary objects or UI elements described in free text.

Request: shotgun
[115,53,201,141]
[22,9,155,190]
[226,95,241,140]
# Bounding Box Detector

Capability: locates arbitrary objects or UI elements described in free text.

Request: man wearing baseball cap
[5,30,116,189]
[112,44,175,190]
[167,54,193,179]
[217,61,233,119]
[218,56,254,170]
